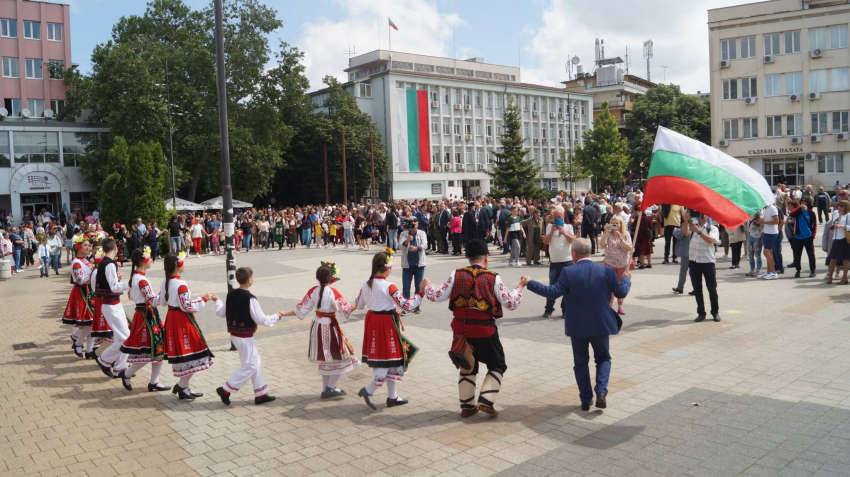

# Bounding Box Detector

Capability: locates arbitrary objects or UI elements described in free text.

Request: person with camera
[688,212,721,322]
[399,217,428,315]
[421,239,526,418]
[541,206,575,317]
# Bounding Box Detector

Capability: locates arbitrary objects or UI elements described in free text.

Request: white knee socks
[387,380,399,400]
[86,336,94,353]
[149,362,162,385]
[178,375,191,391]
[327,374,341,391]
[322,375,330,390]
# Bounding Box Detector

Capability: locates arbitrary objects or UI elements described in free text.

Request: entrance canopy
[165,197,205,211]
[199,196,253,209]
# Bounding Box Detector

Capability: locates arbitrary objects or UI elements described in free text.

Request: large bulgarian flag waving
[641,126,774,228]
[394,88,431,172]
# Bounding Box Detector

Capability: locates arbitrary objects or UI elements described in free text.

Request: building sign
[22,195,48,204]
[431,183,443,195]
[747,147,804,155]
[20,173,59,193]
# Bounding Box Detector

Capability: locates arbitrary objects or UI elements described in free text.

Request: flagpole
[388,19,391,56]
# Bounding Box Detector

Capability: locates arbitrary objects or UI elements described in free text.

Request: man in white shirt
[688,212,721,322]
[758,204,780,280]
[541,206,576,318]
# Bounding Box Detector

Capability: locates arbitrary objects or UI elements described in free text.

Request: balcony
[594,100,633,110]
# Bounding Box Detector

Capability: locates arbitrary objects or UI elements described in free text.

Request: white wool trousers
[99,303,130,372]
[223,336,268,397]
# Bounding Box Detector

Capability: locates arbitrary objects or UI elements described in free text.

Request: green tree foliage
[98,137,168,227]
[556,149,590,190]
[574,101,630,188]
[488,99,546,199]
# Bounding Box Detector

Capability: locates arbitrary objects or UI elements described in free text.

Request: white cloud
[298,0,464,91]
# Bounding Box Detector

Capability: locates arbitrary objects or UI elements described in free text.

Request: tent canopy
[199,196,253,209]
[165,197,205,211]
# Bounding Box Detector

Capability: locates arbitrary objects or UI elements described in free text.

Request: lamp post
[162,60,177,212]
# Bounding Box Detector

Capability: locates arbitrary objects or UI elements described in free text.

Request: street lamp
[155,60,177,212]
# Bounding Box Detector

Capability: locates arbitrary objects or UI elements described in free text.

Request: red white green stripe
[388,18,398,31]
[394,88,431,172]
[642,126,773,228]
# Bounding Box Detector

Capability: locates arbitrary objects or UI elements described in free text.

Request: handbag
[629,259,636,270]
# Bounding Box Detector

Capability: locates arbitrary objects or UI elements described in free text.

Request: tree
[574,101,630,189]
[99,138,132,227]
[488,99,546,199]
[556,149,590,191]
[97,137,168,227]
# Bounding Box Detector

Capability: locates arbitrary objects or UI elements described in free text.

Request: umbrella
[199,196,253,209]
[165,197,206,211]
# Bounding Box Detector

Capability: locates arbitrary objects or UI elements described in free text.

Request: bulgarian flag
[641,126,773,228]
[394,88,431,172]
[389,17,398,31]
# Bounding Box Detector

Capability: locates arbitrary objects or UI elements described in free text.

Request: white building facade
[312,50,593,200]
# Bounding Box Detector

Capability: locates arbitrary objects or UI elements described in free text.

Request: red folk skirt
[121,305,165,363]
[89,296,114,341]
[361,310,418,370]
[62,286,93,327]
[164,307,214,377]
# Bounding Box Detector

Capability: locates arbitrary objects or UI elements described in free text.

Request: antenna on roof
[343,45,356,64]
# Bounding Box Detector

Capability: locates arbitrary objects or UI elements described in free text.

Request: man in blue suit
[522,238,631,410]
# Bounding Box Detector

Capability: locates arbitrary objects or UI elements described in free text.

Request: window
[812,112,828,135]
[23,21,39,40]
[475,123,482,136]
[47,23,62,42]
[485,93,491,108]
[831,68,849,91]
[494,95,501,109]
[833,111,849,133]
[765,74,781,96]
[465,151,473,164]
[721,39,737,60]
[722,78,738,100]
[431,122,439,134]
[784,31,801,53]
[0,18,16,38]
[541,127,547,139]
[787,114,802,136]
[27,99,44,117]
[358,83,371,98]
[430,89,438,102]
[496,122,503,135]
[785,72,802,95]
[741,76,757,98]
[542,149,548,164]
[810,69,827,93]
[810,27,827,51]
[0,132,8,167]
[431,151,439,165]
[475,91,481,107]
[819,155,844,173]
[442,121,451,135]
[464,123,472,135]
[48,60,63,79]
[25,59,42,79]
[476,151,483,164]
[454,91,461,105]
[443,91,449,104]
[764,33,780,56]
[4,98,20,117]
[2,57,18,78]
[533,125,539,138]
[14,131,59,164]
[454,152,461,164]
[743,118,758,139]
[523,123,529,139]
[444,152,451,164]
[723,119,739,140]
[486,125,492,136]
[766,116,782,138]
[50,100,64,116]
[541,99,547,113]
[463,93,470,106]
[831,25,848,49]
[453,123,461,135]
[740,36,756,58]
[523,96,529,111]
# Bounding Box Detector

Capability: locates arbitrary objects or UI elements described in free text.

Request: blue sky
[67,0,759,94]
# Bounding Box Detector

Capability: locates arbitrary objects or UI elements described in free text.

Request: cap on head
[464,239,489,258]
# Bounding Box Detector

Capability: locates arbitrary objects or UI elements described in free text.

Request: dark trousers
[689,261,719,316]
[664,225,678,260]
[501,228,509,253]
[817,206,829,223]
[451,232,461,254]
[731,242,743,267]
[441,227,450,253]
[569,335,610,404]
[581,228,597,254]
[773,232,784,272]
[544,261,573,315]
[402,266,424,308]
[467,333,507,375]
[791,236,816,272]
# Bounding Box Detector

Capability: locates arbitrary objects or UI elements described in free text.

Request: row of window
[427,147,564,165]
[0,19,62,41]
[722,68,849,100]
[722,112,850,140]
[1,57,63,80]
[720,25,847,60]
[0,131,102,167]
[3,98,64,118]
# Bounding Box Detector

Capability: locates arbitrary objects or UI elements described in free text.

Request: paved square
[2,241,849,477]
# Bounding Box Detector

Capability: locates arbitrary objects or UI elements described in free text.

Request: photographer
[541,206,575,318]
[399,217,428,315]
[688,212,721,322]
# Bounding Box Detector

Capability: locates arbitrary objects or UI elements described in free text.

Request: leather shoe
[542,311,553,318]
[321,387,346,399]
[672,288,683,294]
[148,383,169,392]
[216,387,231,405]
[386,397,409,407]
[358,387,377,410]
[172,384,195,400]
[460,407,478,418]
[476,403,498,416]
[254,394,276,405]
[712,314,721,322]
[662,259,669,264]
[695,314,706,322]
[794,271,801,278]
[84,350,98,360]
[672,258,678,263]
[95,358,114,378]
[191,392,204,398]
[688,291,696,296]
[73,347,83,358]
[119,370,132,391]
[581,402,591,411]
[596,393,607,409]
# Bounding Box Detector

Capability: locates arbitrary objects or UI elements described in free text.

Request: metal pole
[213,0,236,294]
[342,129,347,204]
[568,99,573,194]
[323,141,329,204]
[370,129,376,202]
[166,60,177,211]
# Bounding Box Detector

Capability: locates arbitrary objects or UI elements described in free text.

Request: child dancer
[93,239,131,379]
[89,250,114,357]
[63,236,95,358]
[160,252,215,400]
[213,267,282,406]
[281,262,359,399]
[348,249,421,410]
[119,247,170,392]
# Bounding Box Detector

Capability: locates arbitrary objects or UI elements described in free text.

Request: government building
[311,50,594,200]
[709,0,850,188]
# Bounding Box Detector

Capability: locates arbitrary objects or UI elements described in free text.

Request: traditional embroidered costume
[161,275,214,378]
[64,239,96,357]
[94,255,131,378]
[89,254,114,343]
[294,286,359,377]
[424,239,524,417]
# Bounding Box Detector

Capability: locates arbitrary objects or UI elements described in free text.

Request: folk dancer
[213,267,282,406]
[89,250,114,353]
[63,236,96,358]
[349,249,421,410]
[119,247,170,392]
[161,252,215,400]
[94,239,131,379]
[422,239,525,418]
[282,262,360,399]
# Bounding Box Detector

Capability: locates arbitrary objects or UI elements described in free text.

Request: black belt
[452,318,497,325]
[168,306,182,311]
[135,304,147,311]
[371,310,395,314]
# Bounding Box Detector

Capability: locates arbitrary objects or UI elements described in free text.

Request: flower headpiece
[142,246,152,263]
[321,261,341,282]
[384,247,394,269]
[93,249,104,264]
[177,251,187,266]
[74,234,85,250]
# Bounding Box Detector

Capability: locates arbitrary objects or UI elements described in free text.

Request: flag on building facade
[388,17,398,31]
[394,88,432,172]
[641,126,773,228]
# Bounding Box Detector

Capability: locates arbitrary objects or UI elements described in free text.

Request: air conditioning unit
[791,136,803,144]
[810,135,822,143]
[744,97,757,105]
[764,55,775,64]
[485,136,492,142]
[805,153,817,161]
[431,101,439,108]
[558,138,565,145]
[455,135,463,142]
[444,163,452,171]
[457,163,464,171]
[790,94,800,102]
[558,112,564,118]
[838,133,848,141]
[542,138,548,145]
[718,139,729,147]
[533,138,540,145]
[464,134,472,140]
[809,92,821,100]
[477,164,485,171]
[549,112,556,118]
[464,104,472,111]
[574,113,579,119]
[432,164,441,172]
[454,104,462,110]
[720,60,731,68]
[810,49,823,58]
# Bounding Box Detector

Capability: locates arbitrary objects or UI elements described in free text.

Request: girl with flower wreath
[280,262,360,399]
[119,247,170,393]
[64,236,96,358]
[346,248,421,410]
[88,250,113,358]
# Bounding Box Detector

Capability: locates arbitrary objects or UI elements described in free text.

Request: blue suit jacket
[527,259,631,337]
